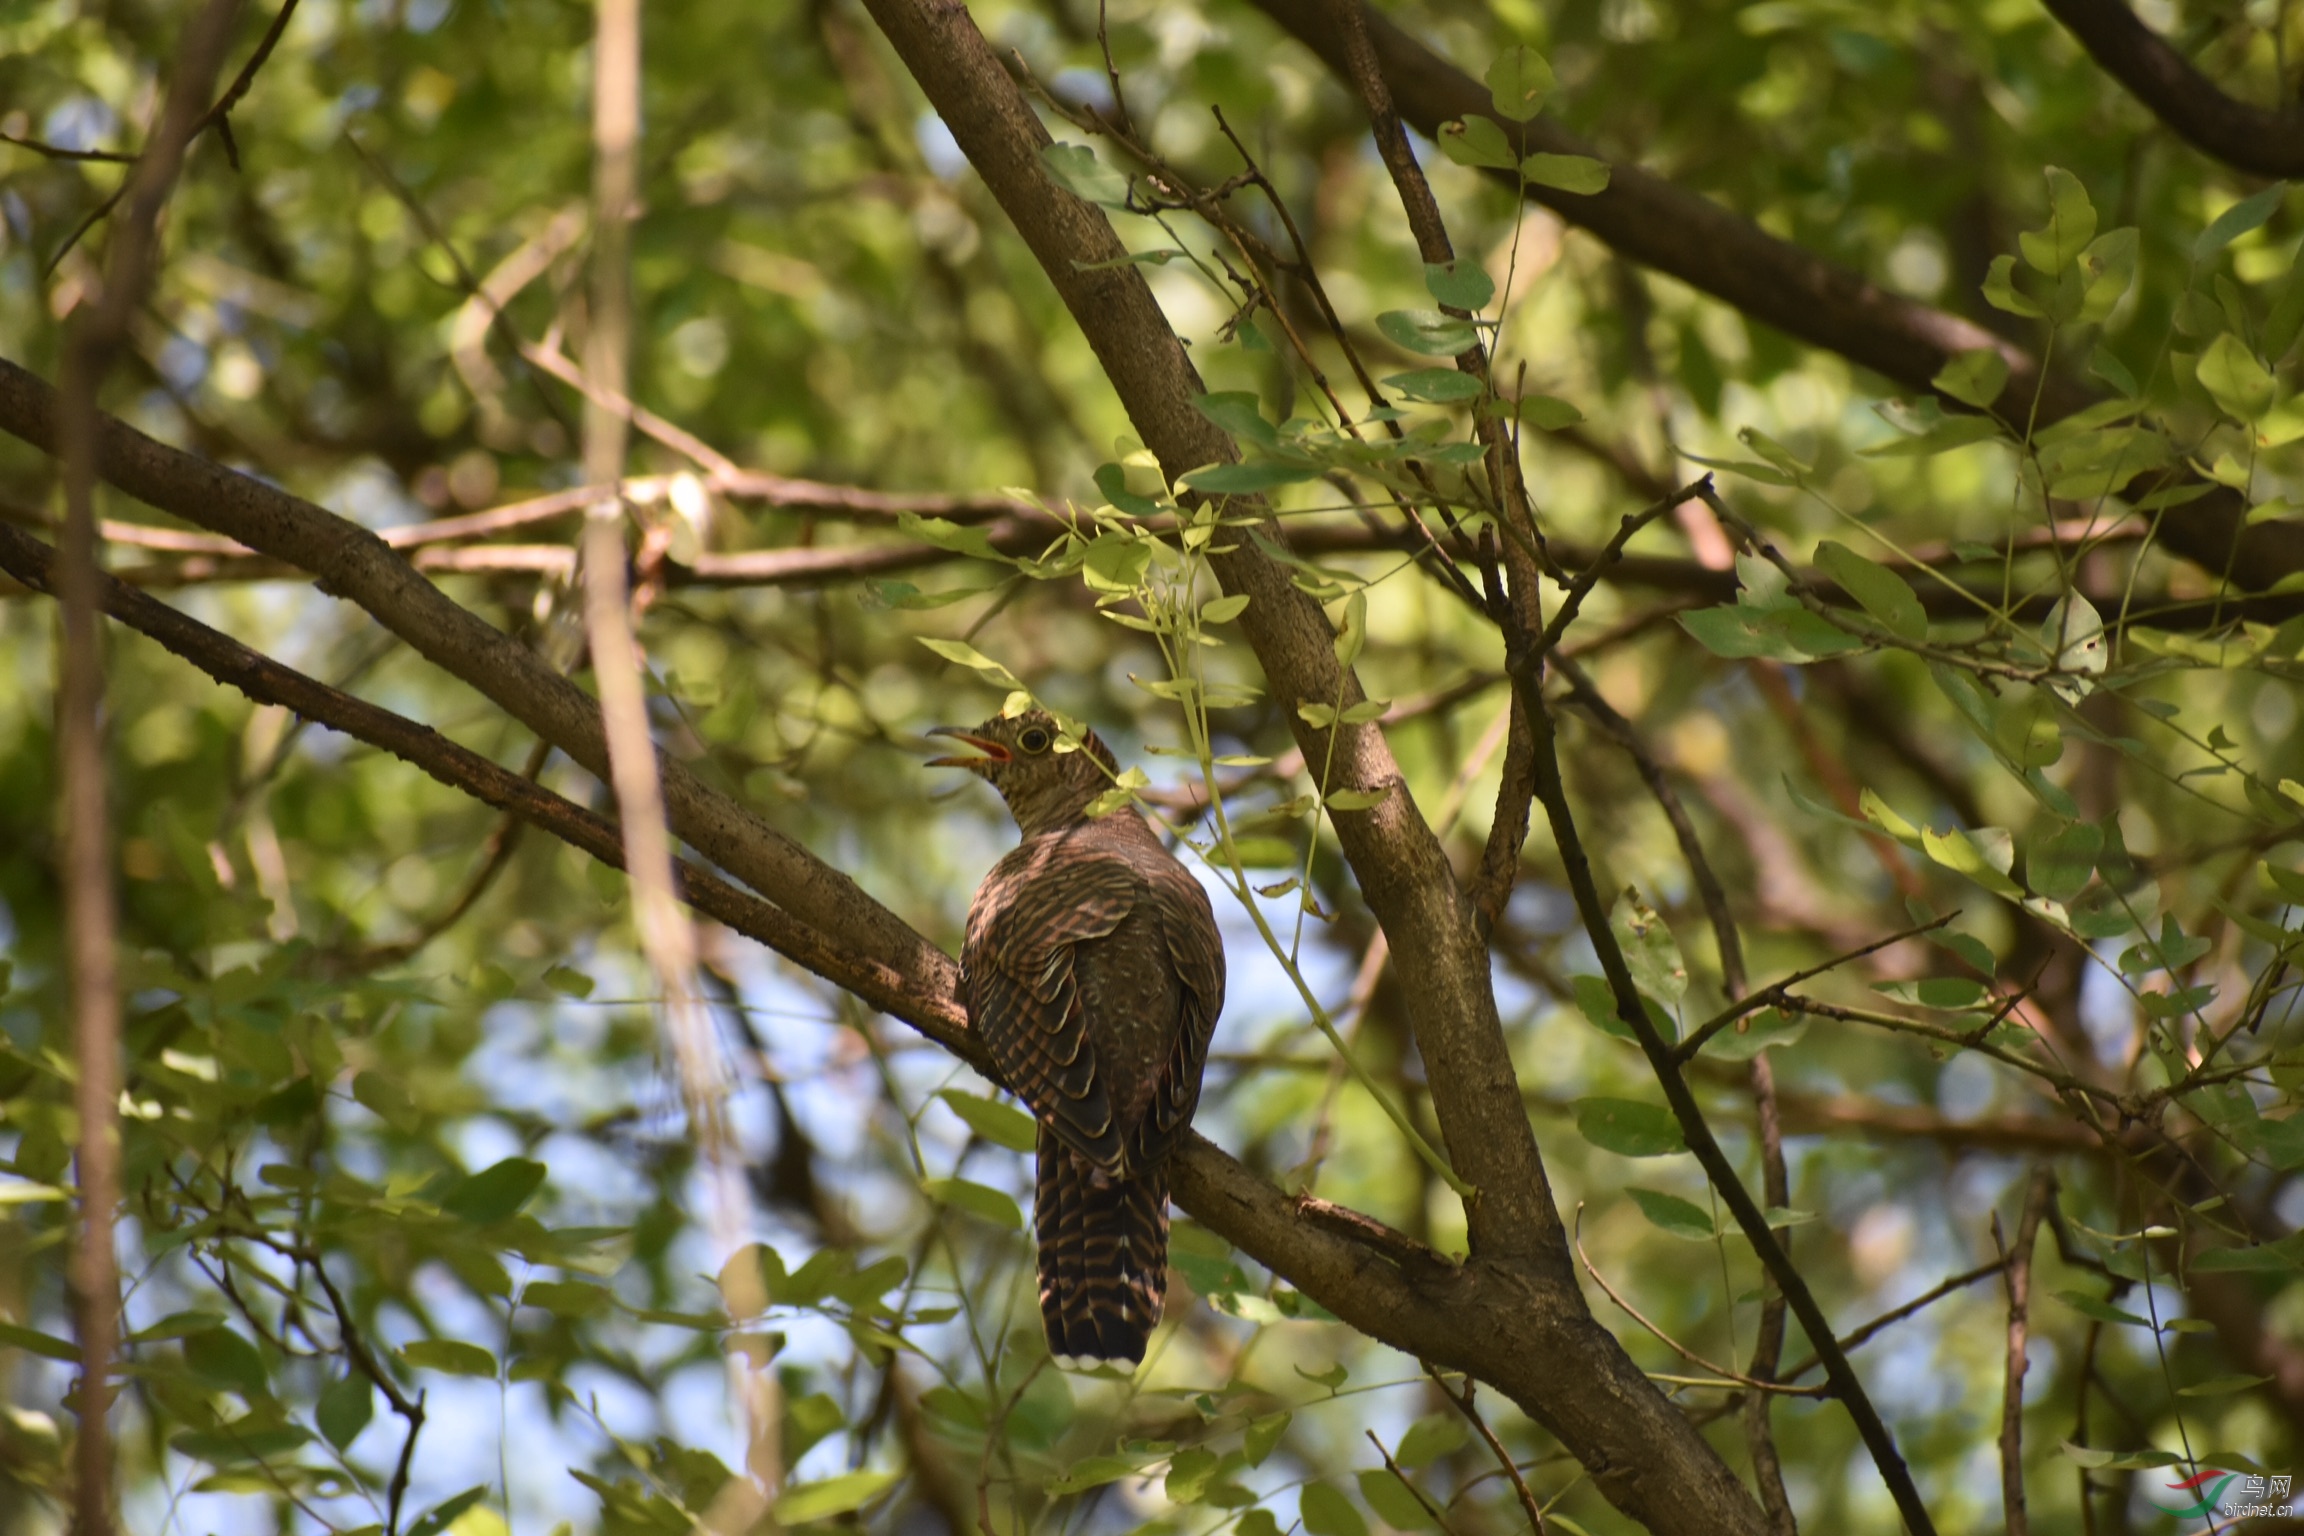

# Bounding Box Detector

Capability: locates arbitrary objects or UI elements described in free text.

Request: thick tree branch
[851,0,1563,1267]
[2040,0,2304,178]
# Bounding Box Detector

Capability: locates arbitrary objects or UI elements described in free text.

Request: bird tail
[1033,1123,1168,1369]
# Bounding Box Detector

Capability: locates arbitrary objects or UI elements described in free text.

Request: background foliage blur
[4,0,2304,1531]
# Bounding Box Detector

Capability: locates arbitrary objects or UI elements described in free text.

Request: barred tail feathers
[1033,1124,1169,1368]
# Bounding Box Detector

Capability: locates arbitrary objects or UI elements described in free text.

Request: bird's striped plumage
[933,712,1224,1368]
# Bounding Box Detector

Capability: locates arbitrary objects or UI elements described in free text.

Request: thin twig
[54,6,247,1531]
[1513,652,1940,1534]
[1427,1365,1547,1533]
[1571,1206,1826,1397]
[1675,915,1956,1065]
[1995,1169,2057,1536]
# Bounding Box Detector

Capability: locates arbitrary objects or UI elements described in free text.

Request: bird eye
[1018,727,1052,754]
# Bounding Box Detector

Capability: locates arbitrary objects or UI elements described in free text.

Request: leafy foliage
[4,0,2304,1532]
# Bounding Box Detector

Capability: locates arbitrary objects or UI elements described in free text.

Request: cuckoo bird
[928,710,1225,1368]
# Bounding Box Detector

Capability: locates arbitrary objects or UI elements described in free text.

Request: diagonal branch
[2039,0,2304,178]
[1509,647,1939,1536]
[0,512,1560,1481]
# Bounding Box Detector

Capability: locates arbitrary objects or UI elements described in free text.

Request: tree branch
[53,5,247,1529]
[1241,0,2304,594]
[2040,0,2304,177]
[1995,1169,2057,1536]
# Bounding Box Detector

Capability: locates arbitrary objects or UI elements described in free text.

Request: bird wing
[963,841,1141,1167]
[1126,859,1226,1172]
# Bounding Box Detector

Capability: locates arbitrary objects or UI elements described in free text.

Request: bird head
[926,710,1119,836]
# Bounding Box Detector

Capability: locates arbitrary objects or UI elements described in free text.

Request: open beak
[924,725,1009,770]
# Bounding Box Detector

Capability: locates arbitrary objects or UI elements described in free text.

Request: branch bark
[53,4,246,1529]
[2040,0,2304,178]
[1997,1169,2057,1536]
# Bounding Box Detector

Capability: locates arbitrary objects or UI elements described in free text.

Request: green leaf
[2267,259,2304,362]
[917,637,1021,687]
[1514,393,1584,429]
[442,1157,547,1223]
[1678,604,1792,661]
[2178,1374,2272,1397]
[183,1327,268,1398]
[1611,889,1686,1005]
[2052,1290,2150,1326]
[2199,332,2278,422]
[2078,228,2139,323]
[402,1340,498,1377]
[1178,461,1320,494]
[1394,1413,1467,1469]
[1195,391,1280,448]
[1166,1447,1221,1503]
[169,1421,312,1466]
[1046,1453,1150,1495]
[1485,47,1555,121]
[922,1177,1024,1229]
[1244,1410,1291,1467]
[1861,415,2003,457]
[2192,1241,2304,1272]
[352,1069,419,1131]
[0,1320,83,1362]
[1324,788,1389,811]
[1571,973,1642,1042]
[1983,254,2046,318]
[1932,350,2010,409]
[1376,309,1477,355]
[774,1470,897,1524]
[541,964,594,998]
[1335,589,1368,669]
[2194,182,2288,261]
[1357,1469,1437,1530]
[1813,541,1925,641]
[523,1279,611,1317]
[2026,820,2101,903]
[1041,143,1130,207]
[1300,1480,1369,1536]
[317,1373,375,1450]
[1701,1008,1806,1060]
[934,1089,1038,1153]
[2059,1441,2180,1470]
[786,1392,846,1464]
[1437,115,1520,170]
[1574,1097,1687,1157]
[1424,260,1495,311]
[1227,836,1298,869]
[1201,593,1250,623]
[1384,368,1484,404]
[1922,826,2025,899]
[1871,977,1989,1010]
[1520,153,1610,194]
[1627,1186,1716,1240]
[2020,167,2097,273]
